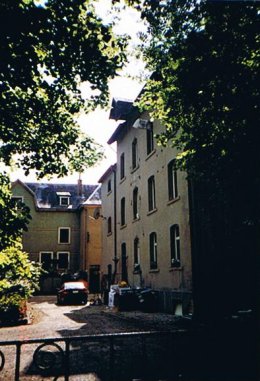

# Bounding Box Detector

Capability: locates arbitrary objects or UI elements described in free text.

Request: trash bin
[137,288,158,312]
[118,289,137,311]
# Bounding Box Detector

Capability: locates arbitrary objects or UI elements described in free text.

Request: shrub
[0,242,42,322]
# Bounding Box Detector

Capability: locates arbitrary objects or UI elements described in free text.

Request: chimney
[78,175,83,197]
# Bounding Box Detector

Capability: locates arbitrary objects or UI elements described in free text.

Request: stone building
[11,179,102,293]
[99,100,193,314]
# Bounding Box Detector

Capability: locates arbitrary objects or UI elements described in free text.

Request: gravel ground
[0,295,185,381]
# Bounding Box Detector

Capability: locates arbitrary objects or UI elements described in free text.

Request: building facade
[99,101,193,314]
[11,180,102,293]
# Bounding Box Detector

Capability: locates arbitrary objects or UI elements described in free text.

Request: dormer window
[56,192,71,206]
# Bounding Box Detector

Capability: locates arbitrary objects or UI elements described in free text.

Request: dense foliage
[0,242,43,320]
[0,0,128,178]
[0,0,129,247]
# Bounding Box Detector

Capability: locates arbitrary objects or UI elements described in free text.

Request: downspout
[112,166,118,283]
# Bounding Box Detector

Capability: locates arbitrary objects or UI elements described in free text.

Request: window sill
[132,217,140,223]
[169,266,183,272]
[120,176,126,184]
[149,269,160,273]
[147,208,157,216]
[146,149,156,161]
[130,165,140,174]
[107,232,112,237]
[120,224,127,230]
[167,196,180,206]
[107,190,112,196]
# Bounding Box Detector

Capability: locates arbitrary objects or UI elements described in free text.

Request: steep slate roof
[25,182,101,209]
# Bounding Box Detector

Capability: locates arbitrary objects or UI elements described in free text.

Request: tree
[0,0,128,178]
[131,1,259,319]
[0,0,128,246]
[0,173,31,250]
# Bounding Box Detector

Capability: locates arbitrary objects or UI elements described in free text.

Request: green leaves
[0,242,43,314]
[0,0,128,178]
[0,174,31,251]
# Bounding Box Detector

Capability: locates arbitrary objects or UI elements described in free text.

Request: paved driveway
[0,296,179,381]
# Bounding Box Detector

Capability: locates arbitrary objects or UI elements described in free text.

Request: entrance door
[89,265,100,293]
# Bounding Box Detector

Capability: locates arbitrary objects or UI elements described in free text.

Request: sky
[9,1,146,185]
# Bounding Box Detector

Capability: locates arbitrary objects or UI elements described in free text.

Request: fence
[0,330,186,381]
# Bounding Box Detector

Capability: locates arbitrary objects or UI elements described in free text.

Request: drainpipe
[112,166,118,283]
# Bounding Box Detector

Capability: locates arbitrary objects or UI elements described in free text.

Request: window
[107,179,112,193]
[168,160,178,200]
[58,227,71,244]
[120,153,125,180]
[56,192,71,206]
[11,196,24,209]
[149,232,158,270]
[107,217,112,234]
[132,138,138,169]
[57,252,70,270]
[148,175,156,211]
[146,122,154,155]
[170,224,181,267]
[39,252,53,271]
[121,197,126,226]
[133,187,139,220]
[134,237,140,265]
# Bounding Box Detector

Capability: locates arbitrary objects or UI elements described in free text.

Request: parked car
[57,281,88,305]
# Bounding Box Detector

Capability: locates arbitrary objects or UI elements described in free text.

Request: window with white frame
[149,232,158,270]
[56,192,71,206]
[168,159,178,201]
[57,252,70,270]
[39,252,53,271]
[170,224,181,267]
[58,227,71,244]
[148,175,156,211]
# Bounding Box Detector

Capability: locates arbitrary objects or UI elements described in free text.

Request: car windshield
[63,282,86,290]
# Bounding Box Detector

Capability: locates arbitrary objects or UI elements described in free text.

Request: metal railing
[0,330,185,381]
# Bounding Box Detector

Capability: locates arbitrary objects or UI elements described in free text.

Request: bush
[0,242,42,322]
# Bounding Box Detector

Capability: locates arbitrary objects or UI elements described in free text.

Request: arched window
[170,224,180,267]
[148,175,156,211]
[168,159,178,200]
[132,138,138,169]
[146,122,154,155]
[149,232,158,270]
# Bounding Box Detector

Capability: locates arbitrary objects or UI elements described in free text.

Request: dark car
[57,281,88,305]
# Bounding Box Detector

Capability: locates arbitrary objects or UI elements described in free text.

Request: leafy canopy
[0,0,129,247]
[0,0,128,178]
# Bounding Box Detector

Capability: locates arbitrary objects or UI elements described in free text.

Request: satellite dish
[133,118,150,129]
[93,207,101,219]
